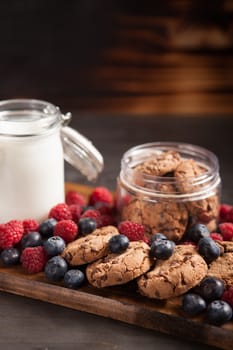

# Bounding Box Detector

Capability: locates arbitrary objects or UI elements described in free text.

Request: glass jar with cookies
[116,142,221,242]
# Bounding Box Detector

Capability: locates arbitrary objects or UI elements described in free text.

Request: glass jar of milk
[0,99,103,223]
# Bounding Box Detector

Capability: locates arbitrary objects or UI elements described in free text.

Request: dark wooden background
[0,0,232,115]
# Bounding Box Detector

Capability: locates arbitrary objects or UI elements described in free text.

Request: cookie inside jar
[116,142,221,242]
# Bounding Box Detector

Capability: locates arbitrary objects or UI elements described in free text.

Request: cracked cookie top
[61,225,119,266]
[174,159,207,191]
[216,240,233,253]
[208,252,233,288]
[137,245,208,300]
[86,241,152,288]
[135,150,181,177]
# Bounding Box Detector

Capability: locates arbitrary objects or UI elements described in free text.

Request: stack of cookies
[62,226,152,289]
[61,225,233,302]
[120,150,219,241]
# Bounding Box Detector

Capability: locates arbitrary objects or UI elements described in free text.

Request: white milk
[0,99,103,224]
[0,129,64,223]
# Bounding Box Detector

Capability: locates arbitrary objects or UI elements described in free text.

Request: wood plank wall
[0,0,232,115]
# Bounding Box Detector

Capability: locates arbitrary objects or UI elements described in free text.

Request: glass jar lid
[61,127,103,181]
[120,142,220,201]
[0,98,104,181]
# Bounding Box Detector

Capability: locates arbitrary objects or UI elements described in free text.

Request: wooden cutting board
[0,183,232,350]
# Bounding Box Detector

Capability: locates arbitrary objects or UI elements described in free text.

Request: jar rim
[122,141,219,180]
[0,99,62,137]
[120,142,220,200]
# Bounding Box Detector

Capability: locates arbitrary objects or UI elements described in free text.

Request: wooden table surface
[1,113,233,350]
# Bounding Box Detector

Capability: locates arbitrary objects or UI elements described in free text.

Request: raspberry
[142,236,150,245]
[94,202,113,215]
[210,233,223,241]
[0,220,24,249]
[49,203,72,221]
[222,286,233,307]
[89,187,113,206]
[81,209,100,219]
[118,221,145,241]
[99,214,116,227]
[69,204,82,222]
[20,246,47,273]
[117,195,131,212]
[219,222,233,241]
[122,195,131,207]
[81,209,102,227]
[227,207,233,223]
[219,204,233,223]
[23,219,39,234]
[0,225,13,249]
[65,190,86,206]
[54,220,78,243]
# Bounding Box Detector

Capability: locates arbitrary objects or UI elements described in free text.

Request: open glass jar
[0,99,103,223]
[116,142,221,242]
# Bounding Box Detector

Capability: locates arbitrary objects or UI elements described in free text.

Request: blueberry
[39,218,57,238]
[21,231,43,249]
[78,217,97,235]
[150,239,175,260]
[63,269,85,289]
[149,233,167,246]
[109,234,129,254]
[187,224,210,243]
[206,300,232,326]
[43,236,66,256]
[44,256,68,281]
[182,293,207,316]
[0,248,20,266]
[198,277,225,302]
[198,237,221,263]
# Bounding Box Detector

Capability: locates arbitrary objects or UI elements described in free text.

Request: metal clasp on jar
[54,106,72,127]
[61,112,72,126]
